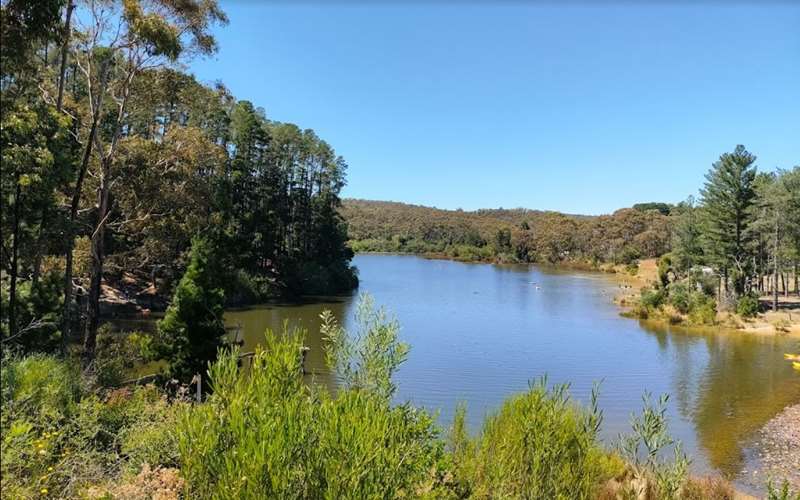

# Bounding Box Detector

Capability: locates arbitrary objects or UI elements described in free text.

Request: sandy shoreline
[741,404,800,492]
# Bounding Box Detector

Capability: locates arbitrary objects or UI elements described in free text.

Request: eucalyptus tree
[68,0,227,363]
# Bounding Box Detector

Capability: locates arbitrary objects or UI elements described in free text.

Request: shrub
[86,464,184,500]
[1,354,183,498]
[321,294,408,399]
[618,393,689,500]
[0,270,64,352]
[94,326,153,387]
[767,479,800,500]
[177,297,446,498]
[681,476,734,500]
[657,254,673,287]
[688,292,716,325]
[735,293,760,318]
[640,287,666,310]
[453,379,606,499]
[667,282,692,315]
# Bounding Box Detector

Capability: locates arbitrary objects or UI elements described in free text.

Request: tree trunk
[56,1,74,112]
[773,218,779,312]
[82,59,135,363]
[8,179,22,339]
[61,62,109,354]
[62,115,100,353]
[84,166,110,363]
[782,272,788,297]
[31,205,50,288]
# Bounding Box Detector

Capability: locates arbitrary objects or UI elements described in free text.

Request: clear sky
[188,1,800,215]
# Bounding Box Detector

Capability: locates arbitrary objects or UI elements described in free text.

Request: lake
[226,254,799,490]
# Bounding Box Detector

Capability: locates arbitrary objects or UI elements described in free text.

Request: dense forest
[343,199,673,265]
[1,0,357,362]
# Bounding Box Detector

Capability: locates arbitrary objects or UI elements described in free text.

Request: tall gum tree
[68,0,227,363]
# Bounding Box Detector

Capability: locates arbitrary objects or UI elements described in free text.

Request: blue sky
[189,2,799,215]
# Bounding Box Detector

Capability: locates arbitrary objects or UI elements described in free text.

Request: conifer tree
[700,145,757,298]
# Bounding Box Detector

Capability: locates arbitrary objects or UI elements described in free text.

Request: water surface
[226,254,800,488]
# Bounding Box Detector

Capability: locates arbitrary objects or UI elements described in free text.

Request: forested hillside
[1,0,357,360]
[342,199,674,265]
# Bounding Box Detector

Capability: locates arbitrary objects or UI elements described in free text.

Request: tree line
[344,146,800,315]
[1,0,357,363]
[342,199,673,266]
[668,145,800,311]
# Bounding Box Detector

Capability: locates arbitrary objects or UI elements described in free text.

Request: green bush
[619,393,690,500]
[1,354,81,424]
[767,479,800,500]
[735,293,760,318]
[94,326,153,387]
[177,328,445,498]
[0,271,64,353]
[688,292,716,325]
[452,379,606,499]
[667,282,691,314]
[640,287,666,310]
[1,354,182,498]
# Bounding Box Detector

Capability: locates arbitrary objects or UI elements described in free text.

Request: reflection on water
[640,322,800,477]
[225,299,351,394]
[225,254,800,490]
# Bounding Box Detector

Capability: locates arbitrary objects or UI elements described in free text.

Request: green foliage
[94,325,153,387]
[667,282,691,314]
[633,202,673,215]
[155,237,226,384]
[767,479,800,500]
[687,292,716,325]
[1,354,81,424]
[321,294,408,399]
[735,293,761,318]
[658,254,673,287]
[1,354,182,498]
[1,270,63,352]
[619,393,690,500]
[177,328,444,499]
[452,379,606,499]
[640,287,667,310]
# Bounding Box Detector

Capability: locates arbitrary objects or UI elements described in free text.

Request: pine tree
[700,145,757,298]
[156,237,227,384]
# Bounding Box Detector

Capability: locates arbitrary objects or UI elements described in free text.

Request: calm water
[226,254,800,488]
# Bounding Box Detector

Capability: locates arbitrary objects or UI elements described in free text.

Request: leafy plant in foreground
[619,393,690,500]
